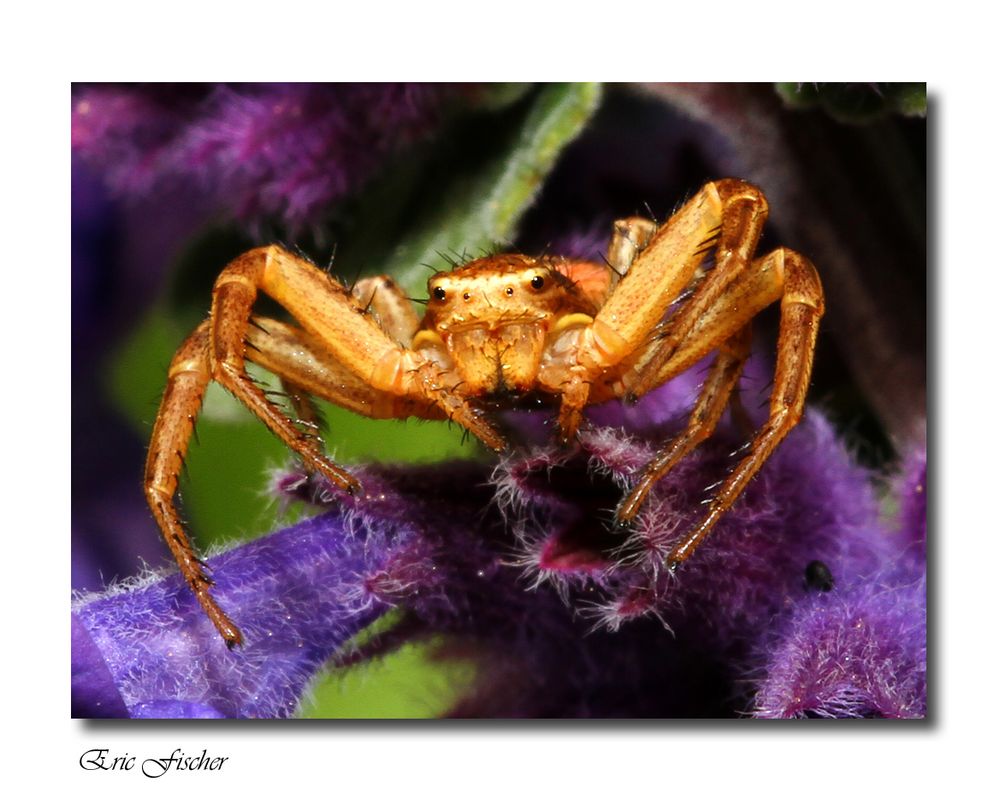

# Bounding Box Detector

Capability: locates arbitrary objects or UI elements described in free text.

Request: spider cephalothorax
[145,179,824,646]
[418,255,601,401]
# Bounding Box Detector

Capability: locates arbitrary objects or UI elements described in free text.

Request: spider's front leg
[619,247,824,567]
[551,179,759,442]
[143,301,367,648]
[271,272,425,440]
[550,180,823,569]
[212,246,506,449]
[147,248,510,645]
[144,322,246,645]
[209,251,365,491]
[241,315,445,425]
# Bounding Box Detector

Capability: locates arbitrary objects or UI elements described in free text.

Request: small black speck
[804,560,835,592]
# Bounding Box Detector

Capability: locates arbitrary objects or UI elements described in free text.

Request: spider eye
[432,286,446,301]
[505,287,514,296]
[530,275,545,290]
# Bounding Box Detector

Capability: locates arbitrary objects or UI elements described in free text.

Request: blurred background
[71,82,926,716]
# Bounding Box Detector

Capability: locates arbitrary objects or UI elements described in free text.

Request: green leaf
[775,82,927,123]
[300,639,476,719]
[335,82,603,294]
[390,82,602,294]
[298,614,477,719]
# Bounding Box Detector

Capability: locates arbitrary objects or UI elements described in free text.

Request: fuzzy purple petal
[494,365,890,650]
[131,700,227,720]
[273,366,913,716]
[894,443,927,574]
[280,462,755,717]
[71,614,130,718]
[750,440,927,718]
[74,459,539,718]
[752,575,926,718]
[73,509,398,718]
[75,389,920,719]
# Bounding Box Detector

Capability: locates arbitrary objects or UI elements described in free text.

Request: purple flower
[72,363,926,718]
[894,441,928,575]
[73,83,467,234]
[72,506,392,718]
[751,444,927,718]
[752,577,926,718]
[72,459,554,718]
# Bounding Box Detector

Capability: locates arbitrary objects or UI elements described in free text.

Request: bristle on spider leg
[248,316,271,335]
[188,414,200,447]
[346,264,366,295]
[598,251,625,279]
[728,440,754,458]
[175,448,191,480]
[289,416,322,431]
[702,477,725,493]
[290,242,314,264]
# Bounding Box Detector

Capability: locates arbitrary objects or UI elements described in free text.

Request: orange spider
[145,178,824,647]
